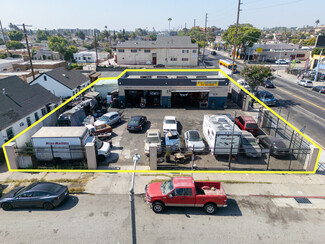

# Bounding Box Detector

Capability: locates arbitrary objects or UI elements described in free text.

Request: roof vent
[2,88,5,95]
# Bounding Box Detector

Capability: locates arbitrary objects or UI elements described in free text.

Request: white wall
[156,48,198,66]
[116,49,153,65]
[0,107,46,147]
[74,52,96,63]
[116,48,198,66]
[31,74,73,98]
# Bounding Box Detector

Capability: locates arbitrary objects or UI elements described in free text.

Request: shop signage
[196,80,219,87]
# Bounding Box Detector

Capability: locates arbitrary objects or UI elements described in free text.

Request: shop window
[131,49,137,53]
[193,50,197,53]
[118,49,125,52]
[44,76,47,81]
[170,58,177,61]
[182,58,189,61]
[182,50,189,53]
[144,49,151,53]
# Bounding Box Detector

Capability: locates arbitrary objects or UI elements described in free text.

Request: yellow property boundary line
[2,69,322,174]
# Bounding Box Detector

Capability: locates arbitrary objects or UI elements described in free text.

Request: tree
[312,48,323,56]
[315,19,320,28]
[8,30,24,41]
[222,24,261,59]
[149,33,157,41]
[75,31,85,40]
[0,38,4,45]
[6,41,25,49]
[64,45,78,61]
[36,30,49,41]
[301,38,316,46]
[9,23,19,30]
[241,65,274,92]
[48,36,78,61]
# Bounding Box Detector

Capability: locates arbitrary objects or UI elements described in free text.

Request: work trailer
[203,114,242,156]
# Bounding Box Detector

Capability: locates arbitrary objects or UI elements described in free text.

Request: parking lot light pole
[130,153,140,244]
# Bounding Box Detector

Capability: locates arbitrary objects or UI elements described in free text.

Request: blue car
[164,131,181,152]
[254,91,276,106]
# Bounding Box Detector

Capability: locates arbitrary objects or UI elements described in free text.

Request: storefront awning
[171,89,210,93]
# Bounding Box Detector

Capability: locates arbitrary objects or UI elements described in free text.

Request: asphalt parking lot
[99,108,305,171]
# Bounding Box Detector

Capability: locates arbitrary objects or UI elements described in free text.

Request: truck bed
[195,181,225,196]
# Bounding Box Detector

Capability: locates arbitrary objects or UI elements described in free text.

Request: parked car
[153,64,165,68]
[257,135,290,158]
[237,79,250,90]
[275,59,288,64]
[264,80,275,88]
[0,184,3,197]
[294,59,301,63]
[240,131,262,158]
[127,116,147,132]
[235,116,259,136]
[144,129,162,156]
[211,51,217,55]
[297,80,313,88]
[0,182,69,211]
[164,131,181,152]
[312,86,325,94]
[254,91,276,106]
[145,177,227,214]
[94,111,121,127]
[184,130,205,153]
[163,116,177,133]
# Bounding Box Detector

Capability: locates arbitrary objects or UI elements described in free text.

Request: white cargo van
[32,127,110,162]
[203,114,242,156]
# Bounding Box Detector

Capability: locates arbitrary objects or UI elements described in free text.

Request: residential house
[29,67,90,98]
[73,51,109,63]
[0,76,60,147]
[115,36,198,66]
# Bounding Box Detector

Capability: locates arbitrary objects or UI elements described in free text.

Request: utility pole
[94,29,98,69]
[202,13,208,67]
[193,19,196,28]
[231,0,242,78]
[0,20,9,56]
[19,24,35,79]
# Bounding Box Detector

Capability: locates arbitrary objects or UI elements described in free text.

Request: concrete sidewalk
[1,171,325,199]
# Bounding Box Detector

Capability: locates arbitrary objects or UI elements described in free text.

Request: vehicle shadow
[163,198,242,217]
[177,122,183,135]
[8,195,79,212]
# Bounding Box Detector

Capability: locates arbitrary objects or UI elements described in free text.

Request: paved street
[0,193,324,244]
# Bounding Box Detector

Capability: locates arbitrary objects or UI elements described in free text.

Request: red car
[145,177,227,214]
[235,116,259,136]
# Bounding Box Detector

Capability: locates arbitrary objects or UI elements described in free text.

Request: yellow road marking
[276,87,325,111]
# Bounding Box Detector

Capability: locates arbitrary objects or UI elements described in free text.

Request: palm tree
[168,18,172,33]
[315,19,320,28]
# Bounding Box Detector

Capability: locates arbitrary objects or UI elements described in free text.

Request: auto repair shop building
[118,71,229,109]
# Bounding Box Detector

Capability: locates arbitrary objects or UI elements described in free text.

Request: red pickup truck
[145,177,227,214]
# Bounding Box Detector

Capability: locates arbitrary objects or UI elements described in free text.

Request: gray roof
[31,67,89,90]
[0,76,60,130]
[116,36,198,49]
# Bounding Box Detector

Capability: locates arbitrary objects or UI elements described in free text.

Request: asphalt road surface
[0,194,324,244]
[208,50,325,149]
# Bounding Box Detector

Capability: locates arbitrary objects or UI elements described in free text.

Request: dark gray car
[0,182,68,211]
[257,135,290,158]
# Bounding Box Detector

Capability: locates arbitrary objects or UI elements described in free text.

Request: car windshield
[96,137,103,149]
[146,137,160,143]
[189,131,201,141]
[246,123,258,129]
[264,95,274,99]
[243,138,257,145]
[14,186,28,196]
[165,120,176,124]
[99,116,109,121]
[129,120,139,125]
[307,81,312,84]
[168,134,179,140]
[161,180,174,195]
